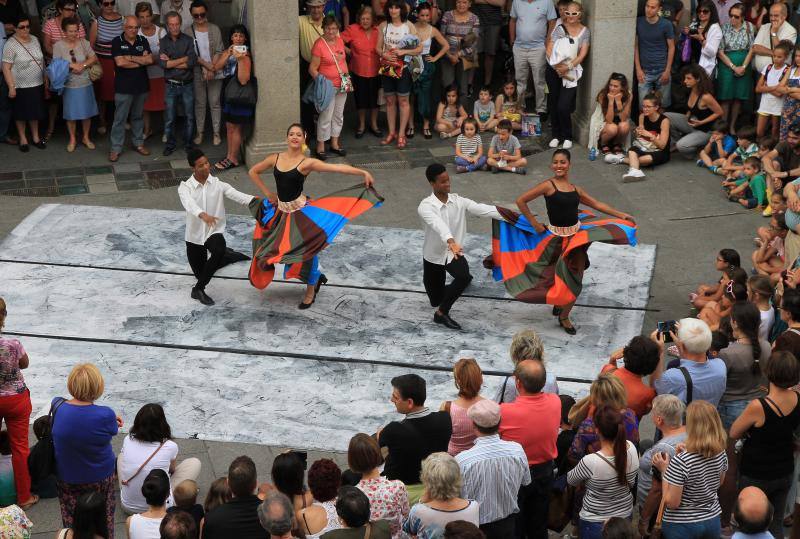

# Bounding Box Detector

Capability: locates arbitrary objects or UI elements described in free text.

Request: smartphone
[288,450,308,470]
[233,45,248,54]
[657,320,677,343]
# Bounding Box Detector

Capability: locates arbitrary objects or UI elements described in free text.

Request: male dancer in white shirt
[178,148,256,305]
[417,163,503,330]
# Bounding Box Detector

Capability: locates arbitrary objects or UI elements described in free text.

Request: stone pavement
[0,124,768,538]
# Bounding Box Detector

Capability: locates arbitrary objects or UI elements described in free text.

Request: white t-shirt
[760,306,775,342]
[119,437,179,513]
[758,63,788,115]
[383,21,414,49]
[139,26,167,78]
[128,514,164,539]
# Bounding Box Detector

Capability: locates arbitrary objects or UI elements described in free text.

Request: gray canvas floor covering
[1,204,656,450]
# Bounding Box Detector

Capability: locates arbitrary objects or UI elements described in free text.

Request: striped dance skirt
[249,184,384,289]
[486,207,637,306]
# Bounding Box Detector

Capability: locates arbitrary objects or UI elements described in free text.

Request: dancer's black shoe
[299,275,328,309]
[558,316,577,335]
[191,287,214,305]
[434,312,462,330]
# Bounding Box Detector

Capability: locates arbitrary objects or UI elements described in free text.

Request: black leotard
[544,180,579,227]
[273,154,306,202]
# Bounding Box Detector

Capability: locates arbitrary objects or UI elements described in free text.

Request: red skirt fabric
[143,77,165,111]
[94,56,116,102]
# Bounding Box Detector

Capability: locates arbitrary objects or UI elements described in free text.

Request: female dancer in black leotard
[247,124,380,308]
[511,149,636,334]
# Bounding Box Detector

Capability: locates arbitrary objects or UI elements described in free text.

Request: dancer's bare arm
[516,182,551,233]
[248,154,279,201]
[300,160,375,187]
[577,187,635,222]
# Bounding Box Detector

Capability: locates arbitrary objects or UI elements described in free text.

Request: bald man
[733,486,774,539]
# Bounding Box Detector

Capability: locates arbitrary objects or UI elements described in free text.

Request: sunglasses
[16,24,29,29]
[610,72,625,80]
[698,8,710,13]
[563,11,580,15]
[191,11,206,18]
[69,49,77,63]
[102,0,115,5]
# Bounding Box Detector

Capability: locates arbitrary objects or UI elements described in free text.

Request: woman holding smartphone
[214,24,254,172]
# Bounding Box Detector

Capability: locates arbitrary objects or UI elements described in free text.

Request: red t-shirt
[341,23,379,78]
[600,364,656,419]
[311,36,347,88]
[499,393,561,466]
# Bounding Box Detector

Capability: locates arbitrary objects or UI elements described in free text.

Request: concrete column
[573,0,637,147]
[244,0,299,165]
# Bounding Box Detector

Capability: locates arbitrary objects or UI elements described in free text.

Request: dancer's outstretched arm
[516,181,551,233]
[248,154,279,201]
[576,187,635,223]
[300,159,375,188]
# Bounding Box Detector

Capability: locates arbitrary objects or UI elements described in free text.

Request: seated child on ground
[435,85,468,139]
[473,86,498,132]
[690,248,741,308]
[699,281,748,331]
[487,119,527,174]
[715,125,758,179]
[752,211,789,284]
[697,120,736,173]
[758,192,787,243]
[723,157,768,209]
[454,118,487,173]
[495,79,522,131]
[27,416,57,499]
[166,479,204,531]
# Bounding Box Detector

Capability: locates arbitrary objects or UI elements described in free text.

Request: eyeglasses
[191,11,206,18]
[69,49,77,63]
[16,24,29,29]
[124,25,140,29]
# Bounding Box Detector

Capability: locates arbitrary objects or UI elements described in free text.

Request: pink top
[0,338,26,397]
[43,18,87,46]
[357,477,410,539]
[311,36,348,89]
[447,402,477,456]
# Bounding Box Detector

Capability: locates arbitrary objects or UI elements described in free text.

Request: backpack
[28,397,65,483]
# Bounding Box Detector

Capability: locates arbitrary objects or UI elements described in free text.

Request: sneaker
[491,165,499,174]
[213,133,222,146]
[162,133,167,143]
[604,153,624,164]
[562,139,572,149]
[622,168,646,182]
[456,165,468,173]
[763,205,773,217]
[515,167,527,175]
[548,138,559,148]
[696,159,705,167]
[193,133,203,145]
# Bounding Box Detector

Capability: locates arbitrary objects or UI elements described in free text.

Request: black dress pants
[186,233,227,290]
[545,65,577,141]
[423,257,472,314]
[515,460,554,539]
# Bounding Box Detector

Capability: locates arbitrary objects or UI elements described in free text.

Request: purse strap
[364,522,372,539]
[321,37,346,79]
[654,492,668,527]
[121,441,166,486]
[13,36,45,76]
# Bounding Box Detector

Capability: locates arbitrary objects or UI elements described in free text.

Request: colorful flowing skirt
[249,184,384,289]
[486,207,637,305]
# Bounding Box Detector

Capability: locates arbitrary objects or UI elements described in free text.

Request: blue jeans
[455,156,487,171]
[662,516,721,539]
[164,81,195,150]
[717,399,749,431]
[638,70,671,108]
[578,519,604,539]
[110,92,147,153]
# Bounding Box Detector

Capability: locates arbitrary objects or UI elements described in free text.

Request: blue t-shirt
[51,399,118,484]
[636,16,675,74]
[710,135,737,159]
[323,0,344,22]
[654,358,727,407]
[510,0,557,49]
[732,533,775,539]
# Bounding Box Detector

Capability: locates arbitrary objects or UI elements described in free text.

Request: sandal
[19,495,38,510]
[43,131,53,143]
[214,158,238,171]
[600,145,611,154]
[423,128,432,139]
[612,144,623,154]
[381,133,397,146]
[406,125,415,138]
[558,316,577,335]
[355,129,365,139]
[369,126,384,137]
[397,135,407,149]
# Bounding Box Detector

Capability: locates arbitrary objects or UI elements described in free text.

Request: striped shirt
[566,441,639,522]
[95,15,124,58]
[663,450,728,523]
[455,435,531,525]
[456,134,481,157]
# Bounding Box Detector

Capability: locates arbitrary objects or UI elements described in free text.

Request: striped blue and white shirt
[455,434,531,525]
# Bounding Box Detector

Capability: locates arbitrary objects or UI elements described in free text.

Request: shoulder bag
[29,397,66,482]
[378,23,405,79]
[321,38,353,93]
[120,441,166,486]
[80,40,103,82]
[223,58,258,107]
[650,493,668,539]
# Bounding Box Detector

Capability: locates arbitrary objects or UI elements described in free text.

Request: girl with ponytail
[567,405,639,539]
[747,274,775,342]
[691,248,741,309]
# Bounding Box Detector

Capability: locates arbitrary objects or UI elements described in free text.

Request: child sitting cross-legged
[697,119,737,174]
[435,85,469,139]
[473,86,498,132]
[752,211,789,284]
[454,118,488,173]
[757,192,787,244]
[714,125,758,179]
[488,119,527,174]
[723,156,768,210]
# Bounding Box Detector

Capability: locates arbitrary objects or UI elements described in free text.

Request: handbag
[649,493,668,539]
[120,441,166,486]
[80,41,102,82]
[28,397,65,483]
[321,38,353,93]
[547,474,575,532]
[224,71,258,107]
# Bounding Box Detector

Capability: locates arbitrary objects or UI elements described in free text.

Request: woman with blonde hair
[0,298,37,510]
[402,452,479,537]
[652,400,728,539]
[495,328,559,403]
[440,358,485,456]
[567,374,639,467]
[52,363,122,537]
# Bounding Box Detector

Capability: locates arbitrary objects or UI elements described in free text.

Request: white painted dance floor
[0,204,656,450]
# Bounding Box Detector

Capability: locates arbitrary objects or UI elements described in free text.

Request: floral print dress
[357,476,410,539]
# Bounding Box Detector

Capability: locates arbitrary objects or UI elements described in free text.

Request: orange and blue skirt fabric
[487,207,637,306]
[248,184,384,288]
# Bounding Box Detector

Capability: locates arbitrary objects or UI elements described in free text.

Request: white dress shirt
[178,174,254,245]
[417,193,503,265]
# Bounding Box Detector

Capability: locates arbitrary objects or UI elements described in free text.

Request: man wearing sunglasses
[752,2,796,74]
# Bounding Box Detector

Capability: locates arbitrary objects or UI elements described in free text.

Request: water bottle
[588,147,597,161]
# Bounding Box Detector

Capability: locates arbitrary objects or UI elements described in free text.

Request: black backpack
[28,397,65,483]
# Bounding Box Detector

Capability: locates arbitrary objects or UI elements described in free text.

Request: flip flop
[214,158,238,171]
[20,494,38,510]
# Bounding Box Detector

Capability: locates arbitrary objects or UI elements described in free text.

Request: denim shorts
[381,70,412,97]
[718,399,749,430]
